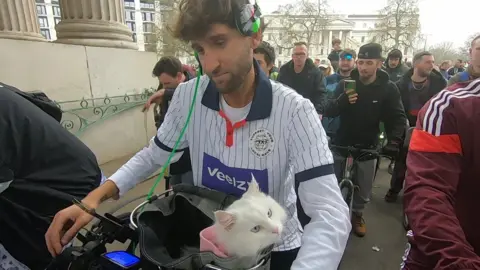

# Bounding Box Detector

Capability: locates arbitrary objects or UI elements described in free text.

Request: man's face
[254,53,273,76]
[292,45,308,69]
[470,39,480,67]
[356,59,381,80]
[333,43,341,51]
[339,56,355,73]
[415,55,435,77]
[314,59,320,66]
[388,57,400,68]
[440,62,450,70]
[455,60,461,68]
[192,24,259,93]
[158,72,182,89]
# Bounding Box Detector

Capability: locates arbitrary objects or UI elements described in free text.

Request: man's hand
[345,89,358,104]
[142,89,166,112]
[45,201,97,257]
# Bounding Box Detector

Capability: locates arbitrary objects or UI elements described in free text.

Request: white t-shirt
[111,65,351,270]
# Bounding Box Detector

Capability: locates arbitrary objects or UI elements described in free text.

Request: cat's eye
[251,225,261,233]
[267,209,272,218]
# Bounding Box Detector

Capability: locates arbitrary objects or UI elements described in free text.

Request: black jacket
[324,69,407,147]
[277,58,327,114]
[382,49,409,83]
[0,83,101,268]
[156,71,194,176]
[397,68,446,126]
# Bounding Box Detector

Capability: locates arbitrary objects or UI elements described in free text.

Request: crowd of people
[1,0,480,269]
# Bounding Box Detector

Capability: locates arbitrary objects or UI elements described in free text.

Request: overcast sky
[259,0,478,48]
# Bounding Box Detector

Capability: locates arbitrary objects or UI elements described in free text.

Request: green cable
[145,72,201,201]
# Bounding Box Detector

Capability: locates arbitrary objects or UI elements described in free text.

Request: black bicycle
[45,185,272,270]
[330,144,391,217]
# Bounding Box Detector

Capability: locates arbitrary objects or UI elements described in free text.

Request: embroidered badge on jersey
[249,128,274,158]
[202,153,268,197]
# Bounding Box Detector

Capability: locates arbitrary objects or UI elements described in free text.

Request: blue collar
[201,59,272,121]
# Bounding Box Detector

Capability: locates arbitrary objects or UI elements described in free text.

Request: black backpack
[1,83,62,122]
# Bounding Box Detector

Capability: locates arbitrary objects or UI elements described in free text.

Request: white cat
[213,174,287,258]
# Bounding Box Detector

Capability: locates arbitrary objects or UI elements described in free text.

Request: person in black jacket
[0,83,101,268]
[384,51,446,203]
[324,43,407,237]
[278,41,327,117]
[144,56,193,186]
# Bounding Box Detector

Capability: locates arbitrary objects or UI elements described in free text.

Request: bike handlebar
[329,144,394,160]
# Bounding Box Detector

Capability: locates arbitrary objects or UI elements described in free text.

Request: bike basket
[135,184,273,270]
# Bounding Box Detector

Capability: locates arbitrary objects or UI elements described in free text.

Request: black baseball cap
[358,43,383,59]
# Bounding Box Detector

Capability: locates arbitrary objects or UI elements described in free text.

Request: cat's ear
[214,210,236,231]
[245,174,260,195]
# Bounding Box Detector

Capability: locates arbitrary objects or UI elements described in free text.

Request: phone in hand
[344,79,356,96]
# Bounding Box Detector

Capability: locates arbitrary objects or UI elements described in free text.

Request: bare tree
[268,0,330,51]
[370,0,421,52]
[427,42,465,63]
[460,32,480,57]
[145,0,193,57]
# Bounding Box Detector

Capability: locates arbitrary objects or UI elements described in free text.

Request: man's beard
[340,66,353,73]
[418,69,431,78]
[211,51,252,94]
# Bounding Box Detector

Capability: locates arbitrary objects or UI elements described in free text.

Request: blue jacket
[322,73,345,136]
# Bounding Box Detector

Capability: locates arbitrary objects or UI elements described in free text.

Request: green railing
[56,88,155,136]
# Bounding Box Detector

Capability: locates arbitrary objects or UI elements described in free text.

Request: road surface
[98,158,407,269]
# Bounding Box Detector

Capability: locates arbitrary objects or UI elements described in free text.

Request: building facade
[35,0,161,52]
[263,13,414,67]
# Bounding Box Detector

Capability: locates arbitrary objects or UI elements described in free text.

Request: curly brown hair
[171,0,265,42]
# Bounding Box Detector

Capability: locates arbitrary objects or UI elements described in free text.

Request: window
[144,33,157,43]
[124,0,135,8]
[361,36,365,42]
[140,2,155,9]
[363,23,367,28]
[38,17,49,28]
[35,0,45,3]
[40,29,51,39]
[278,47,283,55]
[53,6,61,16]
[132,33,137,42]
[143,23,154,33]
[127,21,136,32]
[54,18,61,25]
[36,5,46,15]
[125,11,135,20]
[142,12,154,21]
[51,0,59,4]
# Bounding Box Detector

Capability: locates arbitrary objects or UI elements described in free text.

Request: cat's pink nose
[272,227,279,234]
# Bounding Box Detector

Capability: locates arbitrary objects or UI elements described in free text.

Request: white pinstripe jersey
[111,64,337,252]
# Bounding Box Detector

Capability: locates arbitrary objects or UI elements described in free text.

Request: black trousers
[389,140,408,193]
[270,248,300,270]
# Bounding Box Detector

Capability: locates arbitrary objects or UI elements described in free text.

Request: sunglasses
[341,54,353,60]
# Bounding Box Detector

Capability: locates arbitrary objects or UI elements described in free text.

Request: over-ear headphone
[194,1,261,76]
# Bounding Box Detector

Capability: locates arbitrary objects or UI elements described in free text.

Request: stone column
[328,30,333,53]
[339,31,343,43]
[0,0,46,41]
[55,0,137,49]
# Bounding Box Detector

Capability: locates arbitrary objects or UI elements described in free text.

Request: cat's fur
[213,174,287,258]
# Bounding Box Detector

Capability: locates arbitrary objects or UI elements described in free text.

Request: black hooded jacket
[383,49,409,82]
[277,58,327,114]
[324,69,407,147]
[397,68,446,126]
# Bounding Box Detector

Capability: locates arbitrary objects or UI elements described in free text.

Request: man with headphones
[46,1,350,269]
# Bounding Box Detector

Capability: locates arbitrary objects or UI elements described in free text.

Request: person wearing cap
[318,59,333,77]
[322,49,356,137]
[383,49,409,82]
[324,43,407,237]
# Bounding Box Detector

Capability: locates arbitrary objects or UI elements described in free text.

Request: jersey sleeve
[109,81,192,196]
[288,99,351,270]
[404,90,480,269]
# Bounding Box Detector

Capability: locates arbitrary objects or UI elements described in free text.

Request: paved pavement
[98,157,407,269]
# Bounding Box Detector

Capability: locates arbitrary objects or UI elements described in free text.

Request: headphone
[194,1,262,76]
